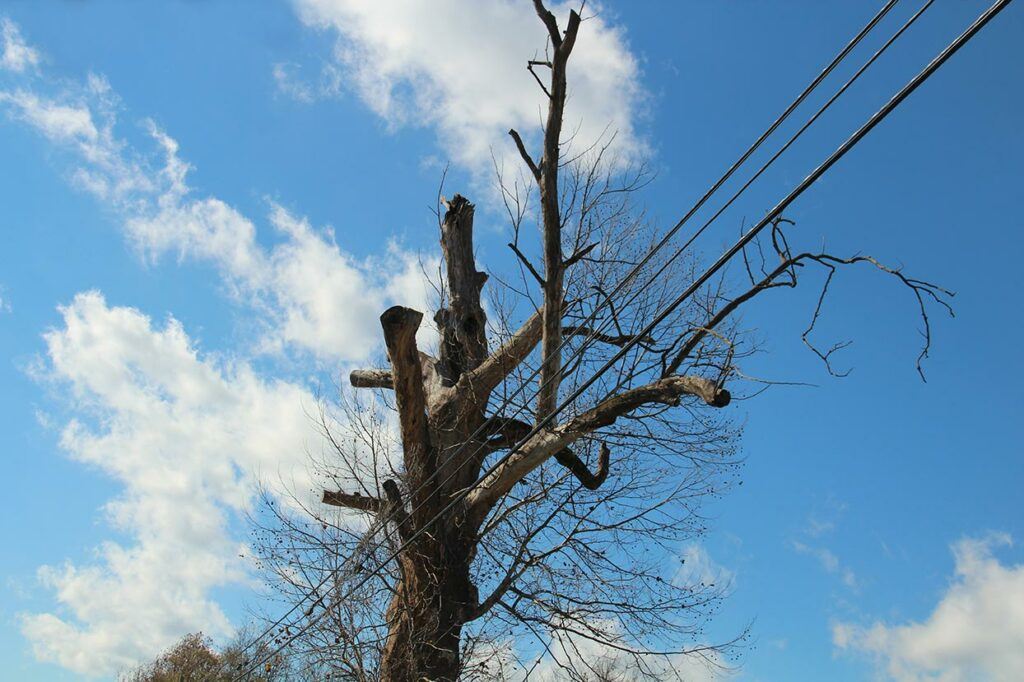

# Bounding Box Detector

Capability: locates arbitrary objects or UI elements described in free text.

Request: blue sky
[1,1,1022,680]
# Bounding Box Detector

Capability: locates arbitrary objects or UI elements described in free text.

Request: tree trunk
[372,195,488,681]
[378,533,477,682]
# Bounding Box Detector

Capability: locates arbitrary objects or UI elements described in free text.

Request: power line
[232,1,911,673]
[233,0,977,674]
[231,1,894,663]
[574,0,940,367]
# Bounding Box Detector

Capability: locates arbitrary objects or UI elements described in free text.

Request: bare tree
[248,3,951,680]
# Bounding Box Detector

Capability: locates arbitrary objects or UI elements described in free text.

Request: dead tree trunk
[311,3,951,678]
[346,196,493,680]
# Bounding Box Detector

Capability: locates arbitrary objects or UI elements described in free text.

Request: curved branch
[664,250,953,380]
[481,417,609,490]
[554,441,610,490]
[464,374,730,523]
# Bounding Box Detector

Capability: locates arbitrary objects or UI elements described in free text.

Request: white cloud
[528,618,729,681]
[271,61,342,103]
[1,16,40,73]
[0,16,438,676]
[833,533,1024,682]
[20,292,325,676]
[291,0,647,175]
[793,540,858,590]
[463,619,729,681]
[1,58,437,362]
[0,76,156,207]
[675,543,735,591]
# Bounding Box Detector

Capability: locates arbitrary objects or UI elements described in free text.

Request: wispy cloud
[833,532,1024,682]
[271,60,342,103]
[1,48,436,362]
[792,540,858,590]
[1,17,39,73]
[792,498,858,589]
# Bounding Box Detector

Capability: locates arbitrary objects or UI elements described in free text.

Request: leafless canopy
[248,3,952,680]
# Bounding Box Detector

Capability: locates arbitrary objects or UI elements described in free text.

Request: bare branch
[569,375,732,433]
[459,309,543,401]
[508,128,541,180]
[465,374,730,517]
[507,240,545,286]
[526,61,553,99]
[554,441,610,490]
[349,368,393,389]
[563,241,599,267]
[562,325,655,349]
[665,250,953,380]
[532,0,563,48]
[533,5,583,422]
[321,489,382,513]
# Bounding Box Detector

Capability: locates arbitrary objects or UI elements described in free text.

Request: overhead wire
[232,1,912,673]
[232,0,998,674]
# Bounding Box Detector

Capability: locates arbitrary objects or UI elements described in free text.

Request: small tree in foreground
[118,632,291,682]
[249,3,951,680]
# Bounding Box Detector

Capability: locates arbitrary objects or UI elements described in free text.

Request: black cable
[255,0,1012,668]
[232,1,909,672]
[233,0,921,674]
[575,0,939,371]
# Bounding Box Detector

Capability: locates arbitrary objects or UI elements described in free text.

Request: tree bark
[378,539,476,682]
[374,204,489,680]
[435,195,489,385]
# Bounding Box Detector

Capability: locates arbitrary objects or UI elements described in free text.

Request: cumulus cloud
[291,0,647,175]
[833,533,1024,682]
[20,292,326,675]
[1,16,40,73]
[0,15,438,675]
